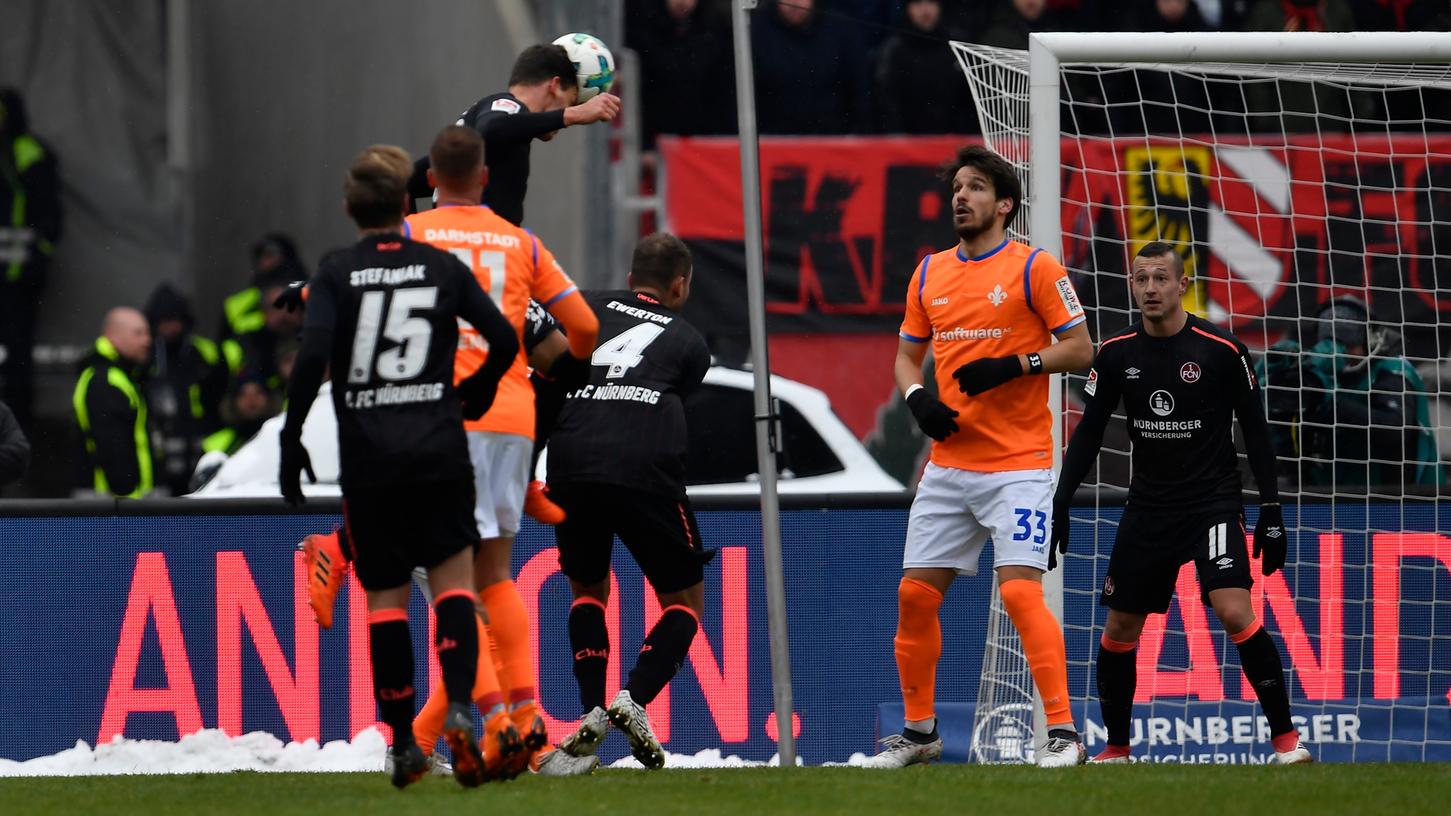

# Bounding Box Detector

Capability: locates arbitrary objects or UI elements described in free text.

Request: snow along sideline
[0,728,842,777]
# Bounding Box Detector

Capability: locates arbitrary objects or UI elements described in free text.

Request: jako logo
[937,327,1006,341]
[931,296,950,306]
[987,284,1008,306]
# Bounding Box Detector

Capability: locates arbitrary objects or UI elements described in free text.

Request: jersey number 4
[349,287,438,384]
[593,323,664,379]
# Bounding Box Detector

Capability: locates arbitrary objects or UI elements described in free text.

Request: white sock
[905,717,936,734]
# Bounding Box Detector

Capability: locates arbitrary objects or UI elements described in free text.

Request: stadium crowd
[626,0,1451,143]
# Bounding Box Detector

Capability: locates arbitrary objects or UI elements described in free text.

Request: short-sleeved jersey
[404,204,576,439]
[898,238,1086,472]
[1083,314,1260,509]
[304,234,496,489]
[548,290,711,499]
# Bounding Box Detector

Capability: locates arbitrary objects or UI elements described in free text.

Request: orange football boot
[482,708,525,781]
[523,480,566,525]
[510,701,550,776]
[301,531,348,629]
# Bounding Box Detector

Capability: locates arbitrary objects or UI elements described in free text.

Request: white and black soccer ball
[553,32,615,103]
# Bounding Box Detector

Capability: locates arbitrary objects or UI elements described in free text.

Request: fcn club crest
[1181,362,1202,383]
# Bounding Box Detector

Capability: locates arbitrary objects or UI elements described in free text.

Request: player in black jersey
[406,43,621,226]
[549,233,712,770]
[1053,242,1312,765]
[279,145,520,789]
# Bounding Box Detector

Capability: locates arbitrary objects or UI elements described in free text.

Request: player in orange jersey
[402,125,600,778]
[863,145,1094,769]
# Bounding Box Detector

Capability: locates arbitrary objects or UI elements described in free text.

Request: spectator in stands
[752,0,873,135]
[875,0,979,135]
[978,0,1117,133]
[144,282,230,496]
[977,0,1061,50]
[218,232,307,393]
[1116,0,1238,135]
[1242,0,1359,130]
[0,399,29,487]
[628,0,736,148]
[73,308,154,498]
[0,87,62,434]
[1257,297,1441,490]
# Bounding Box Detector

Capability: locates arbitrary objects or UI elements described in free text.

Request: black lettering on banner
[882,164,953,306]
[765,166,862,310]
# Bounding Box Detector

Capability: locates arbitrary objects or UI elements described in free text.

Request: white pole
[1028,32,1064,758]
[731,0,796,767]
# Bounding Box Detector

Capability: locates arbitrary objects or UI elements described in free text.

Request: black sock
[625,607,698,705]
[1235,626,1295,738]
[1096,642,1137,747]
[369,617,416,749]
[569,600,610,712]
[433,594,478,706]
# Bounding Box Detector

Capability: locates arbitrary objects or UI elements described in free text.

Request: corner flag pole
[731,0,797,767]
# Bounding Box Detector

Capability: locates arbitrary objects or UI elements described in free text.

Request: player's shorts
[342,478,478,592]
[904,464,1055,575]
[1101,501,1253,614]
[550,481,713,594]
[468,430,532,539]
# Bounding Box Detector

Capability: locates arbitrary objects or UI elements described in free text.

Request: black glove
[1253,503,1287,575]
[952,356,1023,396]
[1048,499,1069,571]
[280,433,316,506]
[273,281,307,313]
[544,352,591,391]
[458,377,499,421]
[905,387,959,442]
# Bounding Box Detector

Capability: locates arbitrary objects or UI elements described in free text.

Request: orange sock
[480,580,535,705]
[999,579,1073,729]
[414,614,505,755]
[894,577,944,723]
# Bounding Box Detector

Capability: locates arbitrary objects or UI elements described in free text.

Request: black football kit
[1057,314,1280,613]
[282,233,518,590]
[407,91,566,227]
[549,289,712,593]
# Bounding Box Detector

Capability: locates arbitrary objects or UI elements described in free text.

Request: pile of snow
[0,729,810,776]
[0,729,388,777]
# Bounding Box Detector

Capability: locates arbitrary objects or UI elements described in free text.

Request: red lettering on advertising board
[98,552,203,745]
[1244,534,1344,700]
[643,546,750,744]
[517,548,622,743]
[1135,565,1225,701]
[1372,533,1451,703]
[215,551,319,741]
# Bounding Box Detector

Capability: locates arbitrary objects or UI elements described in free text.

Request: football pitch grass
[3,764,1449,816]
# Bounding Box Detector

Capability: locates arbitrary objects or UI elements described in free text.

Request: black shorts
[550,481,712,594]
[1101,502,1253,614]
[342,479,478,591]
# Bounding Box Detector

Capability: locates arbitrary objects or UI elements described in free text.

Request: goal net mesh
[954,39,1451,763]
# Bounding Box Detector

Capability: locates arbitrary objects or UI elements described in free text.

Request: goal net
[954,32,1451,764]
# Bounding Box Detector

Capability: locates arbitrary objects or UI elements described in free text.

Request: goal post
[954,31,1451,764]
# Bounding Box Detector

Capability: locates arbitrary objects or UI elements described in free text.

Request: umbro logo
[987,284,1008,306]
[1125,367,1141,379]
[1216,557,1234,569]
[931,296,950,306]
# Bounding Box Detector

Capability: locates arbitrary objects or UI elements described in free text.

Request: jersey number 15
[349,287,438,384]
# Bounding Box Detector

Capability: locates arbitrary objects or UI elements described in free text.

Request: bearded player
[865,145,1093,768]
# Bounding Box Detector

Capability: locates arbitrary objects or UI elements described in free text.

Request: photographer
[1258,297,1440,490]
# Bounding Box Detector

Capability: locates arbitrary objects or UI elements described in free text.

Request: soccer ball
[553,32,615,103]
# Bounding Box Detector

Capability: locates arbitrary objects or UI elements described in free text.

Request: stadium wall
[0,499,1446,765]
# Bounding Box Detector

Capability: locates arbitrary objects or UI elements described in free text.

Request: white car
[188,367,904,499]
